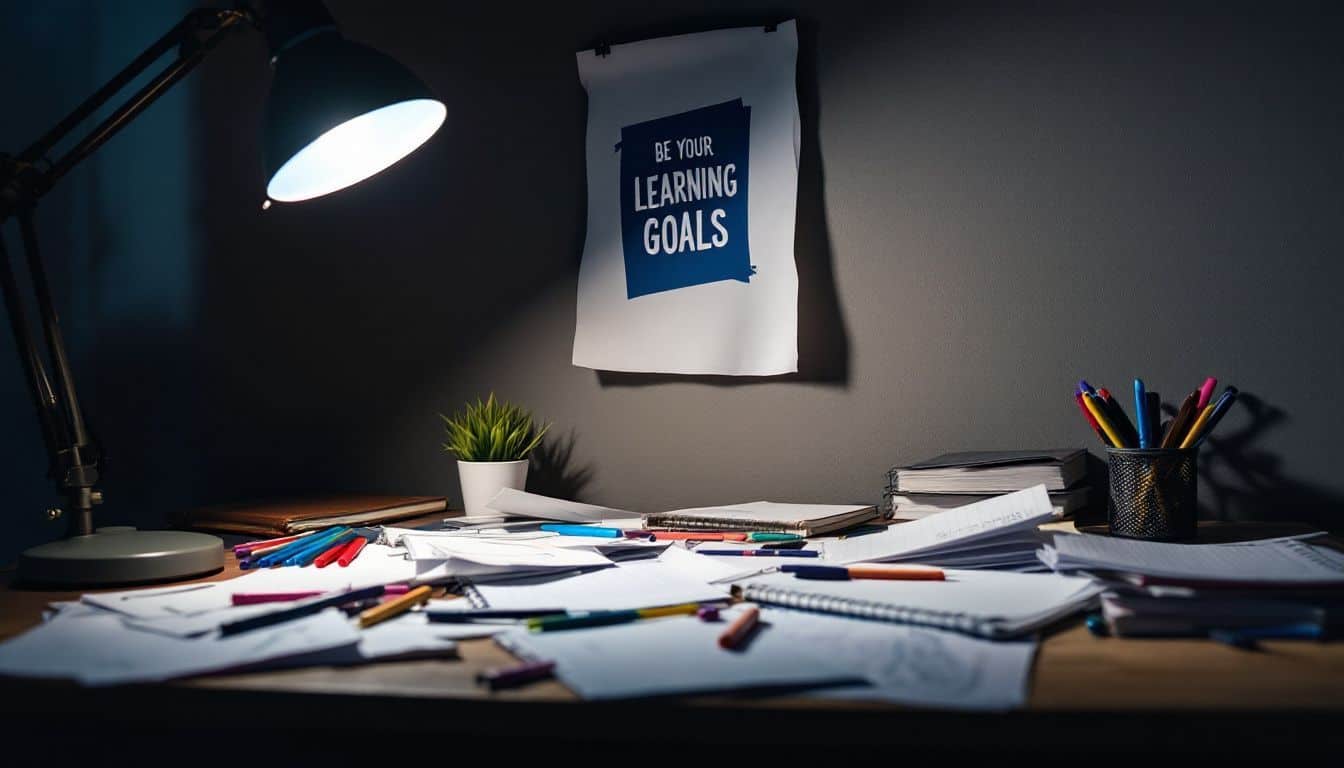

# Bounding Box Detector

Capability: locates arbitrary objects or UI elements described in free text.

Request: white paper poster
[573,21,800,375]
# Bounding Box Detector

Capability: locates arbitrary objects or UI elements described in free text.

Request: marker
[696,549,820,558]
[253,527,349,568]
[313,537,356,568]
[477,660,556,690]
[527,602,702,633]
[284,530,356,567]
[1209,622,1323,650]
[1085,614,1109,637]
[1134,378,1151,449]
[697,605,721,621]
[1196,376,1218,410]
[1179,404,1217,449]
[1191,386,1239,447]
[427,608,568,623]
[638,531,749,542]
[1160,389,1200,448]
[357,585,434,629]
[746,532,803,543]
[762,540,807,550]
[540,524,623,538]
[233,530,319,557]
[1075,391,1111,446]
[1078,379,1096,395]
[231,590,325,606]
[220,585,385,636]
[1145,391,1161,449]
[337,536,368,567]
[718,606,761,649]
[1082,392,1127,448]
[781,563,945,581]
[1097,388,1139,447]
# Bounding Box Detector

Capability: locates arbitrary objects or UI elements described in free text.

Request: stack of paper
[1039,534,1344,587]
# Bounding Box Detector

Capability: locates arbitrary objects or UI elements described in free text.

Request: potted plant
[440,393,551,516]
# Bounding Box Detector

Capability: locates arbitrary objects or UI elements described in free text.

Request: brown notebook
[183,495,448,536]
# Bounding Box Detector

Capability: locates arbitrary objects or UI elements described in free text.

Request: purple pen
[476,660,557,691]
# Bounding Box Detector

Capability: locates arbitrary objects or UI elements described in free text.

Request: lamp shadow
[595,16,850,388]
[526,429,596,501]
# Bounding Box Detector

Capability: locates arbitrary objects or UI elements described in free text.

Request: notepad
[1041,534,1344,587]
[643,501,879,536]
[734,569,1101,639]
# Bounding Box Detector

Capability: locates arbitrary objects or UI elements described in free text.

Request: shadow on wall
[595,17,850,388]
[1198,392,1343,530]
[527,429,596,501]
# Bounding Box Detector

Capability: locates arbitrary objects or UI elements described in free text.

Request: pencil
[357,585,433,628]
[1179,404,1216,449]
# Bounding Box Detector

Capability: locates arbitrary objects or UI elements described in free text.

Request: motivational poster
[574,21,800,375]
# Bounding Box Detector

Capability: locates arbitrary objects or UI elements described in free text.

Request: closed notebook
[642,501,879,536]
[183,495,447,536]
[733,569,1101,639]
[895,449,1087,493]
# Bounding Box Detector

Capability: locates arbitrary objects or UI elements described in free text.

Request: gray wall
[5,1,1343,563]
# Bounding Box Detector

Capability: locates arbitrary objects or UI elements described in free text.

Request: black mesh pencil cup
[1106,448,1197,541]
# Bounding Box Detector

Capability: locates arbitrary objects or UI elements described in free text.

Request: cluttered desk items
[886,449,1089,520]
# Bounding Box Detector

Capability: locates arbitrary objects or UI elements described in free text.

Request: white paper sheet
[1042,534,1344,584]
[496,606,858,699]
[400,534,614,569]
[0,608,359,685]
[485,488,632,522]
[461,555,731,612]
[821,486,1055,564]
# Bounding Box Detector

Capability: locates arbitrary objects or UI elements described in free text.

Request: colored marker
[637,531,750,542]
[233,530,318,557]
[696,549,820,558]
[718,606,761,649]
[1145,391,1162,448]
[1097,387,1139,446]
[1196,376,1218,410]
[244,527,340,562]
[219,585,386,636]
[1160,389,1200,448]
[1075,391,1111,446]
[527,602,702,633]
[1134,378,1151,449]
[1078,379,1096,395]
[231,590,326,606]
[337,536,368,567]
[357,585,433,629]
[476,660,556,690]
[284,529,356,567]
[1082,392,1127,448]
[1191,386,1239,447]
[428,608,568,623]
[313,537,355,568]
[746,532,803,542]
[1179,404,1217,449]
[781,563,945,580]
[1209,622,1322,650]
[697,605,721,621]
[540,524,623,538]
[253,526,348,568]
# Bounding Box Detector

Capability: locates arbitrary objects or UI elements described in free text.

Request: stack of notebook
[886,449,1089,520]
[642,501,879,537]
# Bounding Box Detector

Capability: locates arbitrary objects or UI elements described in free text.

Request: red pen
[338,537,368,566]
[314,538,353,568]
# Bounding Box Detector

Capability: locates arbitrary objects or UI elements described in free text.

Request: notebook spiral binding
[736,582,1004,639]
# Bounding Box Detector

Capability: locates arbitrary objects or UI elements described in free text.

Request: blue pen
[1078,379,1095,395]
[286,530,357,567]
[1134,378,1151,449]
[1209,621,1322,649]
[1192,386,1239,447]
[696,549,820,558]
[255,526,348,568]
[780,564,851,579]
[539,524,623,538]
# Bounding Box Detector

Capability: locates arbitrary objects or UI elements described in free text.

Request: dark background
[3,1,1342,564]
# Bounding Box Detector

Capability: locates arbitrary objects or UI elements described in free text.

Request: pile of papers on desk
[1039,532,1344,638]
[0,484,1109,709]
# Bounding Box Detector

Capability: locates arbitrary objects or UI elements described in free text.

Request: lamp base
[17,527,224,586]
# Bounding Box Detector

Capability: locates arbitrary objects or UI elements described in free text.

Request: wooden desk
[3,521,1343,753]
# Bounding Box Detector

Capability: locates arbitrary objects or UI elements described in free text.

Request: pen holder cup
[1106,448,1197,542]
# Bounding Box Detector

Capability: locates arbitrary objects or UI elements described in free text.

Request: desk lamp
[0,1,445,584]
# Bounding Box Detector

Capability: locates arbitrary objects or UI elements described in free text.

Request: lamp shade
[263,29,445,202]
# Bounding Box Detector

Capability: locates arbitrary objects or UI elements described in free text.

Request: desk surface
[3,519,1343,750]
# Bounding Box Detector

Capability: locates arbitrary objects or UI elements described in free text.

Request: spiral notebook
[732,569,1101,639]
[642,501,879,536]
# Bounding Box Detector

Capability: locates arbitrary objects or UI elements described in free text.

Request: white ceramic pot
[457,459,528,517]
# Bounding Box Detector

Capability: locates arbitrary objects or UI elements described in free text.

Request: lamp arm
[0,5,255,535]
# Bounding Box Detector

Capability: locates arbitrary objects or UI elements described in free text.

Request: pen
[358,585,434,629]
[231,590,326,606]
[762,540,807,550]
[1160,389,1200,448]
[1078,379,1096,395]
[635,531,750,542]
[476,660,556,690]
[1134,378,1151,449]
[1097,387,1139,447]
[284,529,356,567]
[1082,392,1127,448]
[540,524,623,538]
[781,563,946,580]
[746,532,803,542]
[527,602,702,633]
[313,537,356,568]
[696,549,820,558]
[253,526,347,568]
[718,606,760,649]
[1196,376,1218,410]
[219,585,386,636]
[1209,622,1323,650]
[337,536,368,567]
[1178,404,1217,450]
[1191,386,1239,447]
[233,530,319,557]
[1145,391,1161,449]
[1075,391,1111,446]
[427,608,568,623]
